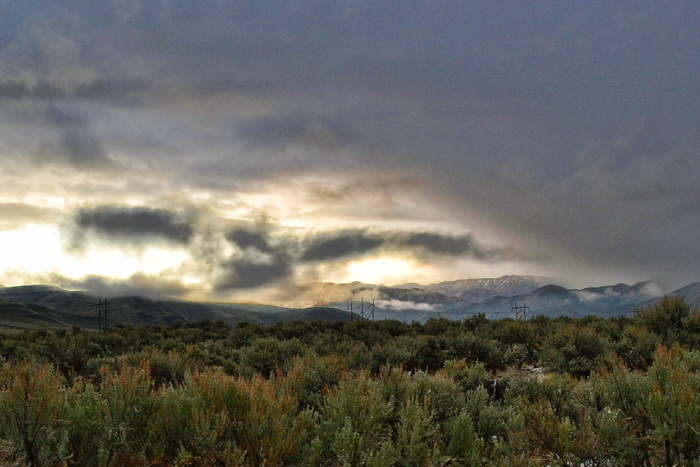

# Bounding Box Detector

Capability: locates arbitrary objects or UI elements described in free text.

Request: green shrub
[615,324,659,370]
[239,337,305,378]
[540,325,609,377]
[321,371,395,465]
[394,395,444,466]
[154,370,238,464]
[636,295,696,341]
[445,410,482,466]
[646,346,700,465]
[442,359,491,394]
[97,361,158,464]
[0,362,64,466]
[59,379,105,465]
[286,352,344,412]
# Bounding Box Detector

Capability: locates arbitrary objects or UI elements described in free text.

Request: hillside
[0,285,350,331]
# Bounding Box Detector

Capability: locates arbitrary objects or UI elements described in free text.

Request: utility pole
[347,298,354,322]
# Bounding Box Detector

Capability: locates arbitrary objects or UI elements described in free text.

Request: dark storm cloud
[215,257,292,291]
[300,229,510,263]
[213,225,295,291]
[226,228,273,253]
[401,233,474,256]
[301,230,384,261]
[215,227,508,290]
[74,206,194,244]
[400,232,491,258]
[394,231,512,262]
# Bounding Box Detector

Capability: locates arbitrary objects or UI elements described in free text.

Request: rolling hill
[0,285,353,331]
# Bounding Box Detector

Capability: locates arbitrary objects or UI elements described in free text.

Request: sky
[1,1,699,303]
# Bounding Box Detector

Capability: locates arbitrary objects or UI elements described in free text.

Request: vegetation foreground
[1,296,700,466]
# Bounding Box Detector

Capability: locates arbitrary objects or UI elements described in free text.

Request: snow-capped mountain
[417,275,555,300]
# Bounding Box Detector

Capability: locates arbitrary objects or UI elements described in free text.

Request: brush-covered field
[0,296,699,466]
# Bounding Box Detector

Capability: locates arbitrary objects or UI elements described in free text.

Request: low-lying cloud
[64,204,517,293]
[219,227,515,290]
[226,228,274,253]
[301,229,510,263]
[301,230,384,261]
[401,232,476,256]
[215,256,292,291]
[46,272,190,299]
[375,299,436,312]
[73,206,194,245]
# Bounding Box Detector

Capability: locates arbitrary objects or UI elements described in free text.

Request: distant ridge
[669,282,700,304]
[421,275,555,299]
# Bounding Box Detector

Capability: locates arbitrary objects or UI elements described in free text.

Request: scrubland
[1,296,699,466]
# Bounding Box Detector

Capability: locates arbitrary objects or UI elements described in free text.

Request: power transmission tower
[511,303,529,321]
[93,298,111,332]
[348,297,375,321]
[356,297,366,319]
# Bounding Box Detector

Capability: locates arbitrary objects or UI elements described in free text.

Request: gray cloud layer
[65,206,509,293]
[2,1,700,290]
[216,257,292,291]
[74,206,194,245]
[55,272,190,299]
[299,230,507,263]
[0,203,58,230]
[226,228,274,253]
[218,226,513,291]
[301,230,384,262]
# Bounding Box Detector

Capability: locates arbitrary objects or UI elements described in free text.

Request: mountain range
[312,276,700,322]
[1,275,699,331]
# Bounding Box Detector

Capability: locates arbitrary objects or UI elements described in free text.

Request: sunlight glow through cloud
[0,224,188,285]
[343,256,433,286]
